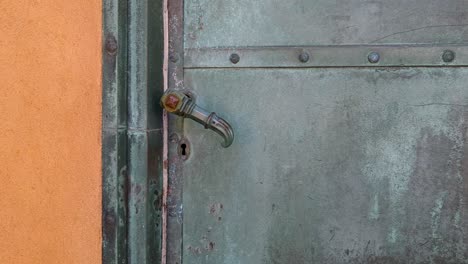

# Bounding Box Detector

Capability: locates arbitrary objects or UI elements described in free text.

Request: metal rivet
[105,35,118,55]
[229,53,240,64]
[299,52,310,63]
[368,52,380,63]
[442,50,455,63]
[169,53,179,63]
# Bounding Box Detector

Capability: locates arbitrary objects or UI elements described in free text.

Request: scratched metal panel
[184,0,468,48]
[181,68,468,263]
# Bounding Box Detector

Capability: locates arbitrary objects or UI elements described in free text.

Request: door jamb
[102,0,165,263]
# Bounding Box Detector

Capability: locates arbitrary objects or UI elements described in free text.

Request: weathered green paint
[103,0,164,263]
[102,130,128,264]
[127,0,164,263]
[102,0,128,263]
[184,0,468,48]
[127,130,163,264]
[166,0,186,263]
[181,68,468,263]
[166,0,468,263]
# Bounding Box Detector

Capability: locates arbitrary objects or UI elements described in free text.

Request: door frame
[102,0,165,263]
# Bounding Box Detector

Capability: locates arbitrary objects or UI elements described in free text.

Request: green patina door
[165,1,468,263]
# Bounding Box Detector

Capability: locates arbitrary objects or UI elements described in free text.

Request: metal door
[165,1,468,263]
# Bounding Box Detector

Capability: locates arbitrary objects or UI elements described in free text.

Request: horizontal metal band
[184,45,468,68]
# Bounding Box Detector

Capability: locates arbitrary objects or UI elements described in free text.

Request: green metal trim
[166,0,185,263]
[184,45,468,68]
[102,130,127,264]
[103,0,165,263]
[102,0,128,263]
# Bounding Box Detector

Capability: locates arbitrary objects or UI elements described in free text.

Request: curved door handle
[161,91,234,148]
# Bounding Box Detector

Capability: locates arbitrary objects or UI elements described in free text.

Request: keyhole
[178,139,190,160]
[180,143,187,156]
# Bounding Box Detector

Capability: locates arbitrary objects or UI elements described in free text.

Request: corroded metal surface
[166,0,185,263]
[127,0,165,263]
[103,0,165,263]
[182,68,468,263]
[174,0,468,263]
[184,0,468,48]
[102,0,128,263]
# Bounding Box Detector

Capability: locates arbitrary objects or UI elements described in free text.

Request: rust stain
[104,35,118,55]
[209,203,223,216]
[187,246,202,255]
[209,205,216,214]
[134,184,142,195]
[187,240,216,255]
[208,241,215,251]
[164,94,180,111]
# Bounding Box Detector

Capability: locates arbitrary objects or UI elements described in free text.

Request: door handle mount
[161,91,234,148]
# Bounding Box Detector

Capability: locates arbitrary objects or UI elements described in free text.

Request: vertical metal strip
[126,0,149,261]
[166,0,185,263]
[161,0,169,262]
[104,0,165,263]
[127,0,165,263]
[102,0,128,263]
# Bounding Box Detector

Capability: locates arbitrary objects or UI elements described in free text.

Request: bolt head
[368,52,380,63]
[105,36,118,55]
[230,53,240,64]
[299,52,310,63]
[164,94,181,111]
[442,50,455,63]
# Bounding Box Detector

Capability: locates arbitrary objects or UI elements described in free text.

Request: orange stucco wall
[0,1,102,263]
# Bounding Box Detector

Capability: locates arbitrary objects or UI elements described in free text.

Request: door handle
[161,91,234,148]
